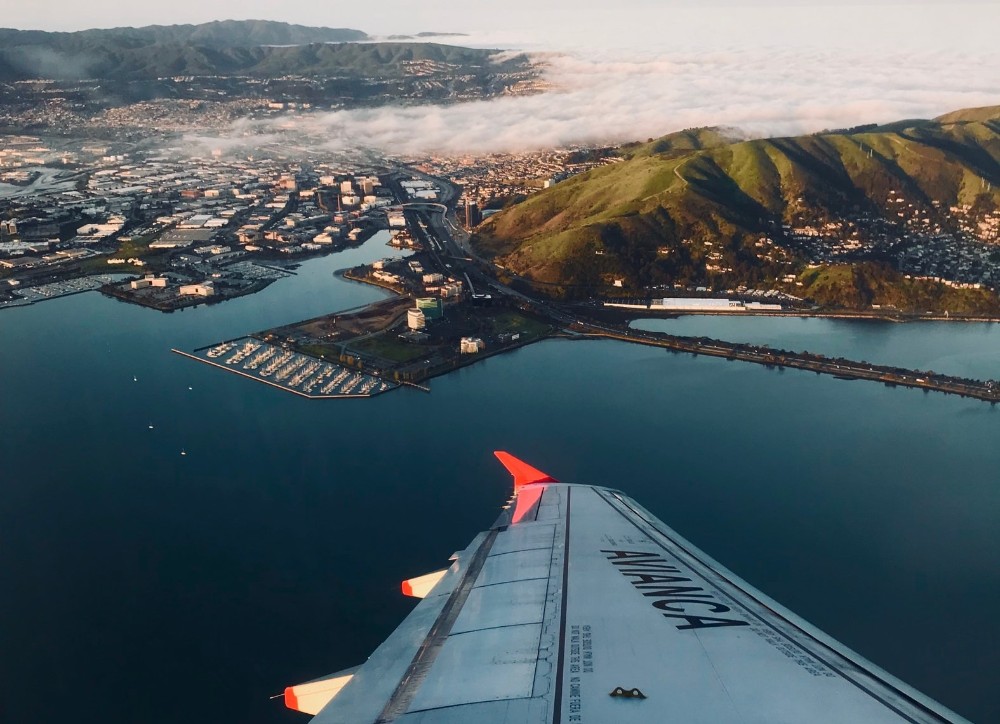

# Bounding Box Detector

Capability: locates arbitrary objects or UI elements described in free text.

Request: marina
[0,274,125,309]
[175,337,398,399]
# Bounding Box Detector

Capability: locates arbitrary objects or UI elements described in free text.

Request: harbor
[0,274,124,309]
[174,337,398,399]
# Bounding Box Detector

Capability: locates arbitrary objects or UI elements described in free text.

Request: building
[0,256,38,269]
[76,216,125,239]
[416,297,443,320]
[130,274,168,290]
[460,337,485,354]
[463,201,482,228]
[179,281,215,297]
[407,308,426,330]
[373,270,401,284]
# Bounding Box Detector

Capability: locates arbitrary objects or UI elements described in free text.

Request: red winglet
[284,686,298,712]
[493,451,557,490]
[400,579,414,597]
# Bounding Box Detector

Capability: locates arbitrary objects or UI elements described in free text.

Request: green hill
[476,114,1000,310]
[620,127,738,159]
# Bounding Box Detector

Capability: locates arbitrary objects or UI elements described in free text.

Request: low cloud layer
[190,45,1000,157]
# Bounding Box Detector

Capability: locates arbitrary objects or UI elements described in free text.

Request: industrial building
[179,281,215,297]
[129,275,168,290]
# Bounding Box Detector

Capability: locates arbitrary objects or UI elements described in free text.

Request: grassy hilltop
[475,108,1000,312]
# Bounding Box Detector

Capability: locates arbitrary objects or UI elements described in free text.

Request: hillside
[935,105,1000,125]
[0,22,527,81]
[475,112,1000,311]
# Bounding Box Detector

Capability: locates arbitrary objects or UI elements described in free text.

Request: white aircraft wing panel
[286,453,969,724]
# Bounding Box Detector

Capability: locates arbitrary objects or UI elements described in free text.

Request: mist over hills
[476,107,1000,311]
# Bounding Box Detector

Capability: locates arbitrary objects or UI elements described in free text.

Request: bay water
[1,234,997,723]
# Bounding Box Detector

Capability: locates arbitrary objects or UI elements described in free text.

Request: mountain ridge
[0,20,367,49]
[0,20,497,81]
[475,109,1000,311]
[0,35,517,83]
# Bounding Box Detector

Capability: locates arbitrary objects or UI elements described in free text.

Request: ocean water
[1,234,997,723]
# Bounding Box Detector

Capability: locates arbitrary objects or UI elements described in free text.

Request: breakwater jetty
[570,323,1000,403]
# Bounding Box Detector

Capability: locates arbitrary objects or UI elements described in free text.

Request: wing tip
[493,451,558,489]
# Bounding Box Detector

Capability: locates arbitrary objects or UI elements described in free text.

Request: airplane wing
[283,452,968,723]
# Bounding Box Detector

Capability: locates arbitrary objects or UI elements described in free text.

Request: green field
[486,310,551,339]
[351,334,433,363]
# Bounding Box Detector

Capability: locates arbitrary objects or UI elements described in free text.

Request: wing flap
[284,666,359,715]
[401,569,449,599]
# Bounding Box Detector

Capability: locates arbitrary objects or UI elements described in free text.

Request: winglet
[493,451,557,490]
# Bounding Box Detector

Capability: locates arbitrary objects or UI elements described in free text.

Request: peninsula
[175,163,1000,405]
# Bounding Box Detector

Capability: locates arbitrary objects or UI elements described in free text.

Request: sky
[7,0,1000,51]
[8,2,1000,155]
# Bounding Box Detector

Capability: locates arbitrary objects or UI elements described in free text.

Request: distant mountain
[0,20,366,51]
[0,20,423,81]
[476,110,1000,311]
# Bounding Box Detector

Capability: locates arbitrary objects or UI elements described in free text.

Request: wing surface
[284,453,968,724]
